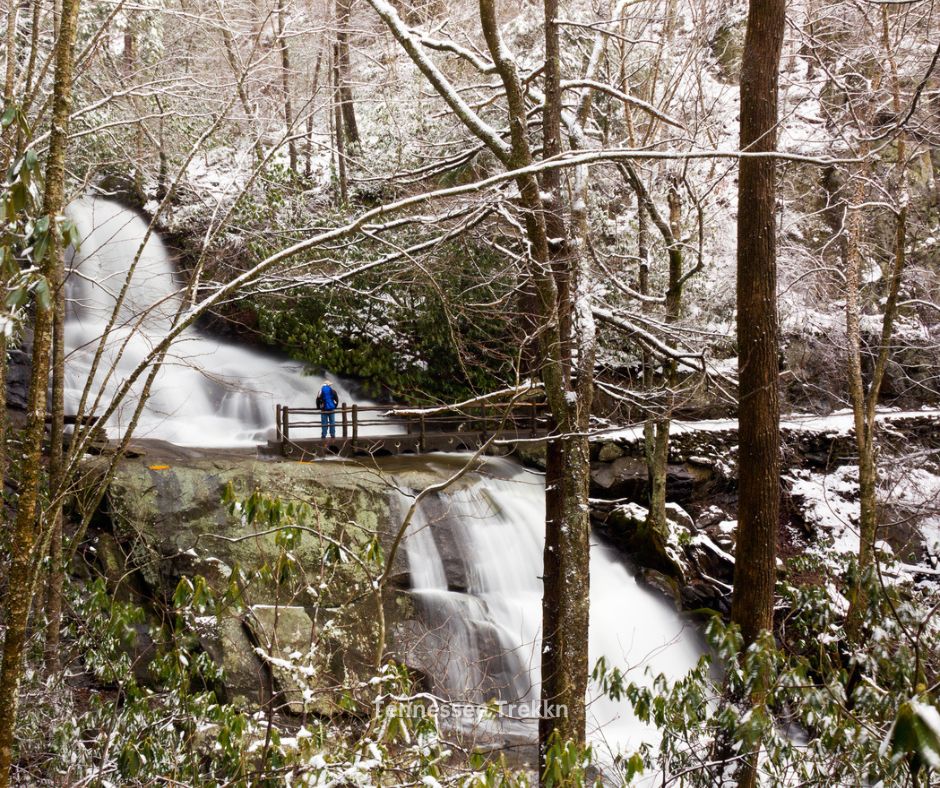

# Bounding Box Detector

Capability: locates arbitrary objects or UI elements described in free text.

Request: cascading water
[64,196,364,445]
[401,456,703,762]
[67,199,703,771]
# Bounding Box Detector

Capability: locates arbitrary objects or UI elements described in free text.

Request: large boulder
[97,453,478,714]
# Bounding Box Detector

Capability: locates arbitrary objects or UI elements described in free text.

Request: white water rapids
[401,457,703,766]
[66,197,703,773]
[65,196,361,445]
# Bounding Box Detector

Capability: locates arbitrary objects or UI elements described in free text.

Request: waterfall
[401,456,703,761]
[64,196,363,446]
[66,198,703,768]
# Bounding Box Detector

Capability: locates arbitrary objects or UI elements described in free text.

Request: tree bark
[220,23,265,163]
[730,0,785,781]
[0,0,17,482]
[335,0,359,145]
[361,0,594,764]
[0,0,81,777]
[845,13,908,633]
[730,0,784,652]
[276,0,297,173]
[621,163,684,545]
[538,0,589,769]
[44,262,67,672]
[332,44,348,204]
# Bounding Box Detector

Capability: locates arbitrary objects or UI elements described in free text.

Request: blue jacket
[317,385,338,410]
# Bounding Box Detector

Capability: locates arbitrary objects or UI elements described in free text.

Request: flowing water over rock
[65,196,363,446]
[400,456,703,760]
[71,199,704,769]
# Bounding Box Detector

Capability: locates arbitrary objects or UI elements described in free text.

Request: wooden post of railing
[341,403,348,438]
[276,404,282,442]
[282,406,290,445]
[530,403,537,437]
[352,404,358,442]
[419,413,426,452]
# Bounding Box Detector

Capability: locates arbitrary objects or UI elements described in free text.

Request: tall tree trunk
[44,264,67,673]
[361,0,594,765]
[155,100,168,200]
[0,0,17,483]
[730,0,785,781]
[539,0,588,770]
[0,0,81,777]
[220,23,265,163]
[2,0,14,99]
[730,0,784,651]
[647,181,683,542]
[305,50,323,179]
[845,13,908,633]
[332,44,348,205]
[842,171,873,633]
[335,0,359,145]
[620,164,684,549]
[276,0,297,173]
[2,0,15,167]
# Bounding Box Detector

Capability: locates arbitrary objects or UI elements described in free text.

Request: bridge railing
[274,401,551,447]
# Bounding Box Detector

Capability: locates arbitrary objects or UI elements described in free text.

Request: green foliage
[215,174,517,400]
[540,730,602,787]
[594,548,940,785]
[21,551,533,784]
[0,127,80,325]
[252,238,515,401]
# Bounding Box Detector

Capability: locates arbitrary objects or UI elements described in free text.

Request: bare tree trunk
[648,181,683,540]
[332,44,348,204]
[362,0,594,761]
[539,0,586,769]
[1,0,18,161]
[730,0,784,651]
[155,99,168,199]
[620,164,684,548]
[220,23,265,163]
[0,0,81,777]
[22,0,41,102]
[845,13,909,633]
[0,0,17,483]
[2,0,14,91]
[305,49,323,178]
[277,0,297,173]
[44,264,67,673]
[730,0,785,781]
[335,0,359,146]
[842,171,872,632]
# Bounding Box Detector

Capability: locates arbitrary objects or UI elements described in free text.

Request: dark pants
[320,410,336,439]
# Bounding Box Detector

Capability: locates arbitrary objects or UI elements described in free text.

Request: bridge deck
[267,401,552,459]
[261,429,553,460]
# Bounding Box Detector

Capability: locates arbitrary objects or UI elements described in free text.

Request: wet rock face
[587,412,940,615]
[590,456,647,500]
[96,455,474,715]
[593,498,736,614]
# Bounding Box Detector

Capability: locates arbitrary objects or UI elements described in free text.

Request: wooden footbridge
[261,401,552,459]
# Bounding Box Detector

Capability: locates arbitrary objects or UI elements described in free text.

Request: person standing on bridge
[317,380,339,439]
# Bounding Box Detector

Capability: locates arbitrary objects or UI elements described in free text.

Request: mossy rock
[99,454,482,715]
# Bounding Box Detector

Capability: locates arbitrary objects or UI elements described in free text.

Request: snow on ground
[597,409,940,573]
[787,454,940,570]
[598,408,940,444]
[788,465,861,554]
